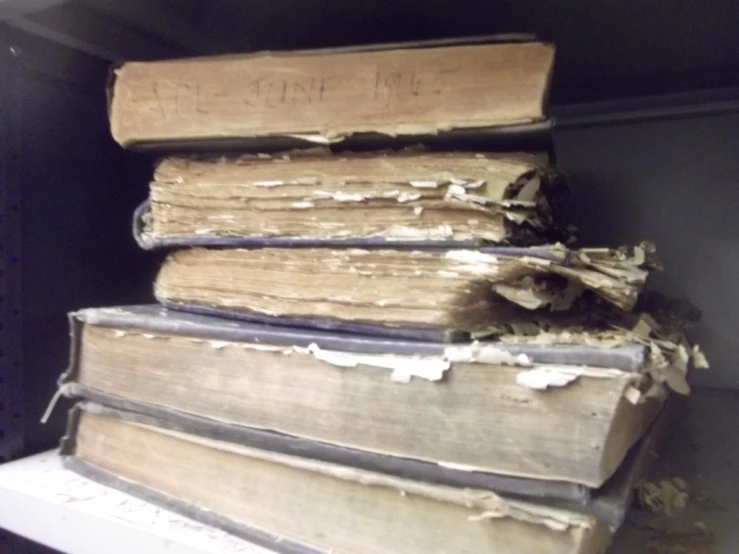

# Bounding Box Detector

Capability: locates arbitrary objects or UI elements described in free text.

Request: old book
[59,305,673,490]
[153,244,658,336]
[63,402,614,554]
[135,150,565,249]
[108,39,555,150]
[60,396,679,534]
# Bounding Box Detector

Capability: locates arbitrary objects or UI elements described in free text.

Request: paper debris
[445,184,493,205]
[397,192,421,203]
[444,250,500,276]
[375,224,455,240]
[409,180,440,188]
[632,313,659,338]
[390,365,447,384]
[638,478,691,517]
[208,340,230,349]
[291,201,315,209]
[413,206,424,216]
[625,386,643,404]
[494,283,551,310]
[515,177,541,202]
[692,345,710,369]
[674,344,690,372]
[475,348,532,366]
[437,461,482,472]
[304,343,449,383]
[444,343,531,366]
[516,367,581,390]
[253,180,284,187]
[662,365,692,395]
[284,133,343,145]
[509,321,542,336]
[330,192,366,202]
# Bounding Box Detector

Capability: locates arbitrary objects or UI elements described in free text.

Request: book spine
[110,42,554,148]
[61,305,648,369]
[57,312,85,387]
[64,398,591,505]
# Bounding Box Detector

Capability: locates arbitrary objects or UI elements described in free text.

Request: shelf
[0,451,268,554]
[0,388,736,554]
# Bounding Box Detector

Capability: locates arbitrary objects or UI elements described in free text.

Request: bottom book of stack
[53,305,685,553]
[62,400,672,554]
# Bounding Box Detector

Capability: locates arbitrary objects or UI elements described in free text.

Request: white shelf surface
[0,451,270,554]
[0,388,736,554]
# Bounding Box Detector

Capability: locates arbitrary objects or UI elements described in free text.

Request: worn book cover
[108,38,554,150]
[153,244,659,338]
[58,305,693,492]
[60,401,675,554]
[135,150,567,249]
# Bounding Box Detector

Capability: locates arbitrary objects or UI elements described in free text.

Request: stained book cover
[152,243,660,340]
[60,401,676,553]
[134,150,567,249]
[108,37,555,151]
[58,305,689,496]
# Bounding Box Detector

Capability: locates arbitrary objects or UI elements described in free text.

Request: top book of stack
[108,38,554,150]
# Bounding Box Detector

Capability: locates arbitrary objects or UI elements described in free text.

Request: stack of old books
[55,38,705,553]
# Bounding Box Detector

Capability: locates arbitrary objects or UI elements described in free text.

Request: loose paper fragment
[444,344,531,366]
[253,180,284,187]
[209,340,230,349]
[638,478,690,516]
[516,368,581,390]
[662,365,691,395]
[494,283,550,310]
[624,386,643,405]
[632,313,659,338]
[692,345,710,369]
[390,365,447,384]
[305,343,449,383]
[409,180,439,188]
[437,461,482,472]
[397,192,421,203]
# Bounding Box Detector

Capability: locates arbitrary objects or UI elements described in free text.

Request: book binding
[133,200,567,252]
[60,398,677,532]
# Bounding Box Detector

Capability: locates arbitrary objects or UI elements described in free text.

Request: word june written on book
[119,69,458,125]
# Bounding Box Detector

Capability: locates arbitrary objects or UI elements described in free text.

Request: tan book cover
[59,306,679,489]
[138,150,562,247]
[154,245,658,334]
[64,403,613,554]
[109,40,554,148]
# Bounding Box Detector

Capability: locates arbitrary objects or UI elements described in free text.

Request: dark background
[13,0,739,104]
